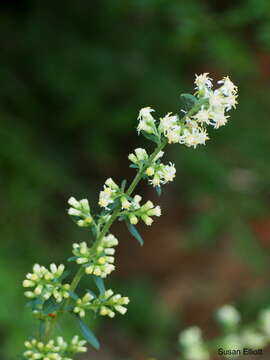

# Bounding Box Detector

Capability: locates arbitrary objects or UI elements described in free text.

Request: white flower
[193,109,210,125]
[179,326,203,347]
[195,73,213,91]
[137,107,156,134]
[218,76,238,96]
[182,127,209,148]
[159,163,176,183]
[210,110,229,128]
[138,107,155,121]
[98,178,120,208]
[216,305,240,328]
[159,113,179,134]
[208,90,224,109]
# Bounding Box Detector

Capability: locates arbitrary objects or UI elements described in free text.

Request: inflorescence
[22,74,238,359]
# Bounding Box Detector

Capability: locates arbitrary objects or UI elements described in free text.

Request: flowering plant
[22,73,238,359]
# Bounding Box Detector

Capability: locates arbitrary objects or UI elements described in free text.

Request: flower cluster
[216,304,241,329]
[23,264,70,303]
[123,196,161,225]
[179,326,209,360]
[194,73,238,128]
[24,336,87,360]
[128,148,176,187]
[98,178,120,208]
[68,197,92,227]
[73,289,129,319]
[72,234,118,278]
[137,74,237,149]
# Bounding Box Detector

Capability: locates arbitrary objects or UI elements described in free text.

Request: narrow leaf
[93,276,105,294]
[78,318,100,350]
[126,221,144,246]
[156,186,162,197]
[121,179,127,191]
[181,93,198,111]
[69,291,79,301]
[141,131,160,144]
[67,256,78,262]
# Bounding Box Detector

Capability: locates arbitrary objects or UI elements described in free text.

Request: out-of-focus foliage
[1,0,270,358]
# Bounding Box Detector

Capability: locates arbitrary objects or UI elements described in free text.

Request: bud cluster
[24,336,87,360]
[95,289,130,318]
[67,197,92,227]
[72,234,118,278]
[122,195,161,225]
[23,264,70,303]
[73,289,129,319]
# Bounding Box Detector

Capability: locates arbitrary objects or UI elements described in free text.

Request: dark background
[1,0,270,359]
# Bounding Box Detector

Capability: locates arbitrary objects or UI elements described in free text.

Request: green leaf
[126,220,144,246]
[43,300,61,314]
[69,291,79,301]
[93,276,105,294]
[27,297,43,310]
[87,289,97,298]
[121,179,127,191]
[67,256,78,262]
[78,318,100,350]
[38,320,45,338]
[155,186,162,197]
[141,131,160,144]
[129,164,138,169]
[180,93,198,111]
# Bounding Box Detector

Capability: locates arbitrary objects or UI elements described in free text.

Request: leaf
[43,300,61,314]
[121,179,127,191]
[129,164,138,169]
[155,186,162,197]
[78,318,100,350]
[27,297,43,310]
[93,276,105,294]
[38,320,45,338]
[59,270,70,281]
[67,256,78,262]
[69,291,79,301]
[141,130,160,144]
[126,220,144,246]
[180,93,198,111]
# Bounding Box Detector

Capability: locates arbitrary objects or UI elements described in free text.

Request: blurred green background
[1,0,270,359]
